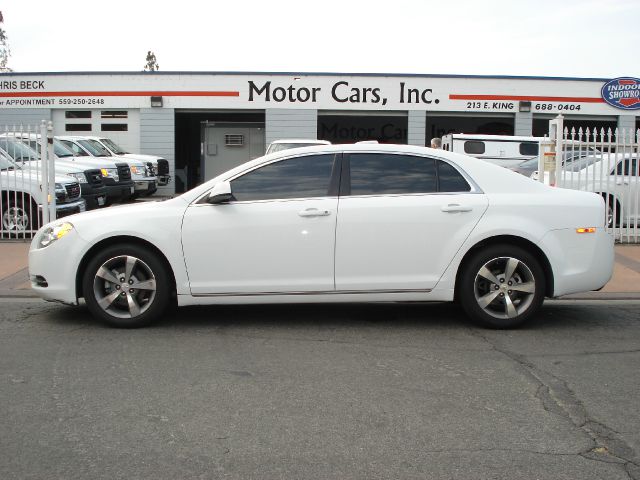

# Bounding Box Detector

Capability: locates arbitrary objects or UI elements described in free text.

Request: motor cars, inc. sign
[601,77,640,110]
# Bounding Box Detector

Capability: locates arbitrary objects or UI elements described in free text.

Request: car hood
[1,166,78,185]
[124,153,162,163]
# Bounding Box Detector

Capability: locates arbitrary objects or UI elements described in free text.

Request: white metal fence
[0,121,56,239]
[540,115,640,243]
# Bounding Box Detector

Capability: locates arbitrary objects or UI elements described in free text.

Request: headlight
[37,222,74,249]
[67,172,88,183]
[100,168,119,181]
[130,165,139,174]
[54,183,66,194]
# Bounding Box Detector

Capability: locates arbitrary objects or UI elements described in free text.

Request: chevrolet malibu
[28,144,614,329]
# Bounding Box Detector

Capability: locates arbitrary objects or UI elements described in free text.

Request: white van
[441,134,543,168]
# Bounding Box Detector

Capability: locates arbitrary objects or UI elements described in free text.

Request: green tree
[143,50,159,71]
[0,11,12,72]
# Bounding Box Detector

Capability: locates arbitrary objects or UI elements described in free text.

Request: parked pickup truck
[57,136,157,197]
[1,152,85,234]
[2,134,134,206]
[0,133,116,210]
[86,136,171,187]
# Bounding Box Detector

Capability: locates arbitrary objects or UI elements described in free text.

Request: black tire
[603,195,621,228]
[82,243,171,328]
[458,244,546,329]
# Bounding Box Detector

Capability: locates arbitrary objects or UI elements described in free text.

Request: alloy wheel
[2,206,29,232]
[473,256,536,320]
[92,255,157,319]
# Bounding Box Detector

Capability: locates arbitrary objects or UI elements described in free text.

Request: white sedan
[28,144,614,329]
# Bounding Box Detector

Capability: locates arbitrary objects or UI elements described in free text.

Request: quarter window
[349,153,437,195]
[438,161,471,192]
[231,154,335,202]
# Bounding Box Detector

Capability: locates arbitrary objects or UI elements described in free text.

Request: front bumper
[29,228,87,305]
[103,180,135,202]
[55,199,86,218]
[133,178,157,196]
[80,184,108,210]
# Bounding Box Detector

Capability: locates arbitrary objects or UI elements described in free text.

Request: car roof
[269,139,331,144]
[181,143,549,204]
[446,134,544,142]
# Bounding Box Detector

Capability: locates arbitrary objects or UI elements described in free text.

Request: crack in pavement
[470,329,640,480]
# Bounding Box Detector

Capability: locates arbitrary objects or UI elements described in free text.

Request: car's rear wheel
[82,244,170,328]
[458,244,546,329]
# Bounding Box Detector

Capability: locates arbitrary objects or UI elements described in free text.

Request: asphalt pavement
[0,298,639,479]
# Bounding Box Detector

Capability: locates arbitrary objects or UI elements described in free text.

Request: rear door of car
[334,151,488,291]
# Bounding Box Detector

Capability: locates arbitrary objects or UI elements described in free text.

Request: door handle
[441,204,473,213]
[298,208,331,217]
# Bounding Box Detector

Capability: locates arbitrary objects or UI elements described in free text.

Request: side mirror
[207,181,233,204]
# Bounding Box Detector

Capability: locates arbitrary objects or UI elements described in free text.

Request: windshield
[24,138,75,158]
[565,155,602,172]
[100,138,128,154]
[0,153,16,170]
[60,139,89,156]
[563,146,601,162]
[78,139,112,157]
[0,138,39,162]
[267,142,324,154]
[518,158,538,169]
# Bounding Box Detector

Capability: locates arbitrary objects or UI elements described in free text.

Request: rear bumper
[540,228,615,297]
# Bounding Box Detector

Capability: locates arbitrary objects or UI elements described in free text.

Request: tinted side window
[349,153,437,195]
[231,154,335,201]
[464,141,485,154]
[519,142,539,156]
[438,161,472,192]
[615,158,638,176]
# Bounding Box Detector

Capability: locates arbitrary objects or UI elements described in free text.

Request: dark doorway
[318,113,408,144]
[426,115,515,144]
[175,110,264,193]
[533,117,617,138]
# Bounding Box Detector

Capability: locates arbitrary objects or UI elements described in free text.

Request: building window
[65,124,92,131]
[101,111,128,119]
[101,124,128,132]
[65,111,91,119]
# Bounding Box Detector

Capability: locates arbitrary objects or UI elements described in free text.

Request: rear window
[519,142,539,156]
[463,141,485,155]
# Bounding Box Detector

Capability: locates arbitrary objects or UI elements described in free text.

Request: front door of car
[334,152,488,291]
[181,153,340,295]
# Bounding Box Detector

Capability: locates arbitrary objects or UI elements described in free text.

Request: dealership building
[0,71,638,195]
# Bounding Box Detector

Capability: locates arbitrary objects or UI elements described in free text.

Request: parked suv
[57,136,157,197]
[85,136,171,187]
[1,152,85,233]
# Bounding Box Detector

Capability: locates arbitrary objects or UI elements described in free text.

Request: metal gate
[539,115,640,243]
[0,121,57,239]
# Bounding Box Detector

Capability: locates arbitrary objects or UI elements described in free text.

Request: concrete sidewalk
[1,240,640,299]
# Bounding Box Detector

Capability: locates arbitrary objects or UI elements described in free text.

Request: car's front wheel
[458,244,546,329]
[82,244,170,327]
